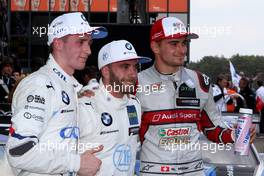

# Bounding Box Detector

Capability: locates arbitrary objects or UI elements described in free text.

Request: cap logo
[171,22,186,34]
[103,52,109,61]
[152,31,163,40]
[81,14,87,22]
[125,43,132,50]
[52,21,63,28]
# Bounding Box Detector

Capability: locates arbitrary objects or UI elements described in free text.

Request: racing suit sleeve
[200,86,234,144]
[6,75,80,174]
[78,97,101,153]
[214,94,223,102]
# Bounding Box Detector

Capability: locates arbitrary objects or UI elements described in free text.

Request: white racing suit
[78,79,141,176]
[137,66,234,176]
[6,54,82,176]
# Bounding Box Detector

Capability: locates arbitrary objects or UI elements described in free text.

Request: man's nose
[177,43,187,54]
[129,66,138,80]
[83,44,91,56]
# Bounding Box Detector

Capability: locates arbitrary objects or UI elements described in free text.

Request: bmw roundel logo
[125,43,132,50]
[101,112,112,126]
[62,91,70,105]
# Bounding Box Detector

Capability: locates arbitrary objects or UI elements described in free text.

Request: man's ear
[53,38,63,51]
[101,66,110,80]
[150,41,160,54]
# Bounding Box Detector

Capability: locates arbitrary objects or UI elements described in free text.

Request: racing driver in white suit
[78,40,151,176]
[137,17,256,176]
[5,12,107,176]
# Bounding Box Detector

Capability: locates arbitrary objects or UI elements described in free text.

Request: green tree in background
[187,54,264,83]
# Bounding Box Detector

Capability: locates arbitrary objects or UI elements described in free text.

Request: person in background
[6,12,108,176]
[79,65,100,85]
[12,70,21,82]
[212,74,232,112]
[0,58,15,103]
[255,80,264,133]
[235,77,256,112]
[226,81,239,112]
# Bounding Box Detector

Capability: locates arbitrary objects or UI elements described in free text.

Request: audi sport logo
[152,113,197,122]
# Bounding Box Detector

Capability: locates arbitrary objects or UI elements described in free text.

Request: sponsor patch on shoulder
[127,105,138,125]
[196,71,210,93]
[129,126,139,135]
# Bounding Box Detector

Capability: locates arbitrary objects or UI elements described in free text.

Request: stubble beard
[108,68,135,94]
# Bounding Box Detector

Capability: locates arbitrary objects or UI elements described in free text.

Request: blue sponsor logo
[62,91,70,105]
[60,127,79,139]
[53,68,66,82]
[113,144,132,171]
[126,105,138,125]
[101,112,112,126]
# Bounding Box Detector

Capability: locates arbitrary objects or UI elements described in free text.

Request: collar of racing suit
[47,54,83,92]
[152,65,196,89]
[98,78,129,110]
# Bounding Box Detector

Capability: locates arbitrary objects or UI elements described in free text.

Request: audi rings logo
[60,127,79,139]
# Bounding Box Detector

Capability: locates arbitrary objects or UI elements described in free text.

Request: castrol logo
[159,127,191,137]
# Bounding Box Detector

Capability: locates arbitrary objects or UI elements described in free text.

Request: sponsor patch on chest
[176,98,200,107]
[126,105,138,125]
[178,83,196,97]
[158,127,192,147]
[159,127,191,137]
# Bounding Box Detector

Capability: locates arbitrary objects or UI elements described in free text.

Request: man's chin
[122,91,134,95]
[76,65,86,70]
[120,84,135,93]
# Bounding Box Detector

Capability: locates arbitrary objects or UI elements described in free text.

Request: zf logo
[113,144,132,171]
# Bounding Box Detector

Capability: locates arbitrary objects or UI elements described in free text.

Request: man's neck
[154,63,180,75]
[102,79,124,99]
[51,53,74,76]
[154,59,181,74]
